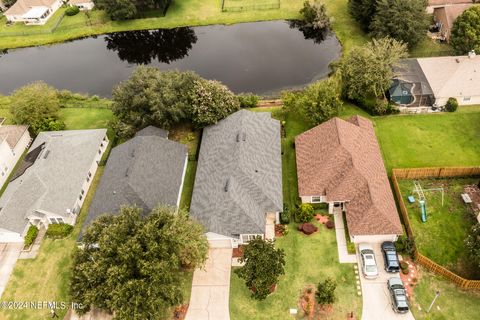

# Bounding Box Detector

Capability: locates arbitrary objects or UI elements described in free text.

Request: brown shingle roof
[295,116,402,236]
[428,0,472,6]
[434,4,474,40]
[0,124,29,149]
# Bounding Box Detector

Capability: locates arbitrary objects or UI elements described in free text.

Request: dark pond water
[0,20,341,97]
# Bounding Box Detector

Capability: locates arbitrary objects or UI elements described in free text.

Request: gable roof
[190,110,283,238]
[79,128,187,239]
[0,129,107,234]
[0,123,29,149]
[417,54,480,99]
[295,116,402,236]
[5,0,58,16]
[434,4,474,40]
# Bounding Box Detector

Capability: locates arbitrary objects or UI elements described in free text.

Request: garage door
[208,239,232,248]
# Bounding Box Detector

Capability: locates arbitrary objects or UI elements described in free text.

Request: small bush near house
[24,225,39,247]
[65,6,80,16]
[395,234,415,258]
[295,203,315,223]
[315,277,336,306]
[238,94,259,108]
[280,204,291,224]
[46,223,74,239]
[445,97,458,112]
[400,261,409,274]
[325,220,335,229]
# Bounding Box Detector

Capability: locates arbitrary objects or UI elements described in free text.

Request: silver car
[359,243,378,279]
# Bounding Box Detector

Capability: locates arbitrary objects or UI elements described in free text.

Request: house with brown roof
[433,3,476,40]
[295,116,402,243]
[4,0,63,25]
[427,0,473,13]
[0,118,30,190]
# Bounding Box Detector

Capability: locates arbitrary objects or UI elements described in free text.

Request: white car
[359,243,378,279]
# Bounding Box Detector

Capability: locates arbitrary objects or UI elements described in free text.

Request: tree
[294,203,315,223]
[300,1,331,30]
[187,79,240,128]
[70,206,208,319]
[465,223,480,268]
[235,238,286,300]
[348,0,377,32]
[445,97,458,112]
[451,6,480,54]
[341,38,408,103]
[370,0,429,48]
[315,278,336,305]
[94,0,170,20]
[111,67,200,137]
[10,82,61,135]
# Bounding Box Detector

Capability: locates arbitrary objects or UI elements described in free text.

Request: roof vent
[125,167,129,177]
[43,150,50,159]
[131,149,135,157]
[224,178,230,192]
[242,132,246,141]
[113,190,116,195]
[236,133,240,142]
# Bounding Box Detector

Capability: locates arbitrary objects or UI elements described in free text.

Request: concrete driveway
[358,243,415,320]
[0,242,23,298]
[185,247,232,320]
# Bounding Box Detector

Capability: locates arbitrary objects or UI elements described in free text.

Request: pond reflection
[104,27,197,64]
[288,20,329,44]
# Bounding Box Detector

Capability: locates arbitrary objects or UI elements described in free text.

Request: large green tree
[187,79,240,128]
[341,37,408,103]
[348,0,377,32]
[10,81,61,135]
[70,206,208,319]
[235,238,285,300]
[94,0,170,20]
[451,6,480,54]
[370,0,429,48]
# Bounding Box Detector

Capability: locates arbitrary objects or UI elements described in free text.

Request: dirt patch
[173,304,189,320]
[298,223,318,235]
[399,260,419,299]
[232,245,244,258]
[298,285,336,319]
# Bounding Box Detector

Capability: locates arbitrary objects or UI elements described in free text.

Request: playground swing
[411,180,444,223]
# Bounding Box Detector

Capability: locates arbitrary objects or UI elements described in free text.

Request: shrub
[65,6,80,16]
[300,223,318,235]
[46,223,74,239]
[238,94,259,108]
[465,223,480,268]
[395,234,415,258]
[315,278,336,305]
[445,97,458,112]
[24,225,39,247]
[280,204,291,224]
[325,220,335,229]
[295,203,315,223]
[400,261,409,274]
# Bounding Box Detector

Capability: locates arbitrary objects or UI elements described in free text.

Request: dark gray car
[387,277,409,314]
[382,241,400,273]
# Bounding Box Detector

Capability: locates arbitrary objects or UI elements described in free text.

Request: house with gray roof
[79,126,188,240]
[0,129,108,243]
[190,110,282,248]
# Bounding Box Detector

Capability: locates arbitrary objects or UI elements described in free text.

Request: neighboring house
[391,52,480,108]
[0,118,30,190]
[427,0,473,13]
[295,115,403,243]
[190,110,283,248]
[0,129,108,243]
[79,126,188,240]
[68,0,94,10]
[4,0,63,25]
[433,3,475,40]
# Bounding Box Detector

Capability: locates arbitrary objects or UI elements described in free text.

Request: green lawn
[398,178,479,278]
[411,268,480,320]
[179,161,197,210]
[59,108,113,130]
[230,220,361,319]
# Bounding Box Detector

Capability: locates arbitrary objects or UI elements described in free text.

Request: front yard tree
[95,0,138,20]
[451,6,480,54]
[187,79,240,128]
[315,278,337,306]
[70,206,208,319]
[465,223,480,268]
[10,81,61,135]
[235,238,286,300]
[370,0,429,48]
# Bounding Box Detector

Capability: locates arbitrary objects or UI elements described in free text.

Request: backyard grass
[411,267,480,320]
[59,108,113,130]
[230,220,361,319]
[398,178,479,278]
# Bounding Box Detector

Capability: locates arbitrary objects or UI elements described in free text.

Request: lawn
[59,108,113,130]
[411,267,480,320]
[398,178,479,278]
[230,221,361,319]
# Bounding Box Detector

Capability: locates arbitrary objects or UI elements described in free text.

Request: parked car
[387,277,409,313]
[359,243,378,279]
[381,241,400,272]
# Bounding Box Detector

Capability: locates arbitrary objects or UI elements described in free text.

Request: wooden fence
[392,167,480,290]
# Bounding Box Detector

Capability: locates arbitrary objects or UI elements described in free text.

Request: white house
[0,129,108,243]
[4,0,63,25]
[68,0,94,10]
[0,118,30,191]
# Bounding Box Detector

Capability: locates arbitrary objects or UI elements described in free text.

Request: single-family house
[190,110,283,248]
[295,115,403,243]
[0,119,30,190]
[427,0,473,13]
[68,0,94,10]
[79,126,188,240]
[433,3,475,40]
[0,129,108,243]
[4,0,63,25]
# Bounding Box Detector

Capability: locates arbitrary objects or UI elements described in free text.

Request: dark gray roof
[79,128,187,240]
[190,110,283,238]
[393,59,434,96]
[135,126,168,139]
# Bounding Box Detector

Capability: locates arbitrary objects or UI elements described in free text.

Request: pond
[0,20,341,97]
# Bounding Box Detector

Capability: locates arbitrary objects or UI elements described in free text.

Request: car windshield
[394,289,407,301]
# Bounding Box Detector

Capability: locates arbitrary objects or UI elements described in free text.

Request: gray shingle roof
[0,129,107,234]
[190,110,282,238]
[135,126,168,139]
[79,128,187,239]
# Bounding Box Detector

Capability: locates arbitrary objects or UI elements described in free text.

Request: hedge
[24,225,39,247]
[46,223,74,239]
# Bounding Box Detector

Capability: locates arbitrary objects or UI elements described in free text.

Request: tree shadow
[287,20,330,44]
[104,27,198,64]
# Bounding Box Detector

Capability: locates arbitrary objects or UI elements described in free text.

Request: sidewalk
[333,211,357,264]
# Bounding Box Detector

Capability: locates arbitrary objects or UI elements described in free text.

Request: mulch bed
[298,285,335,319]
[298,223,318,235]
[275,224,287,237]
[173,304,189,320]
[399,259,419,299]
[314,214,329,224]
[232,245,244,258]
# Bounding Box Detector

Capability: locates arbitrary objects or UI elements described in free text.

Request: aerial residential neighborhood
[0,1,479,320]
